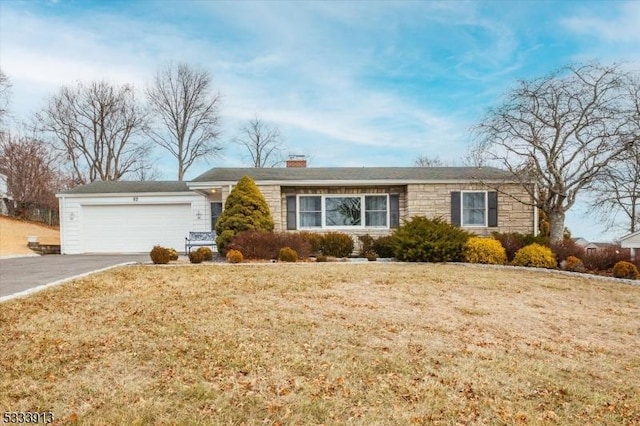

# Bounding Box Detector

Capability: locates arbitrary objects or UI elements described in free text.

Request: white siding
[58,192,207,254]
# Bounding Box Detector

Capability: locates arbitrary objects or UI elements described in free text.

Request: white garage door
[82,204,192,253]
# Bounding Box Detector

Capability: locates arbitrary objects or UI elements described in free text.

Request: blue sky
[1,0,639,240]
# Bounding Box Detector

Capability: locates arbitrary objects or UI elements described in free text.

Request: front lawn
[1,264,639,424]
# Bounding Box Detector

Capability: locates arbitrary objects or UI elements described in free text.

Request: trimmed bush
[316,255,328,262]
[492,232,549,262]
[278,247,298,262]
[320,232,354,257]
[188,249,205,264]
[612,261,638,279]
[229,231,311,260]
[561,255,586,273]
[366,251,377,261]
[299,232,323,256]
[391,216,471,262]
[215,176,274,254]
[226,249,243,264]
[149,245,171,264]
[358,234,375,257]
[550,239,585,265]
[512,243,556,269]
[167,248,179,261]
[373,235,395,258]
[464,237,507,265]
[197,246,213,261]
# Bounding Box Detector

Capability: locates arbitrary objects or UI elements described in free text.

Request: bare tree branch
[0,69,11,125]
[471,62,637,242]
[0,132,65,218]
[414,155,445,167]
[36,81,150,185]
[146,63,222,180]
[588,76,640,234]
[233,115,284,168]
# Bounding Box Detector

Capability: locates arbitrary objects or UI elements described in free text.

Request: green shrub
[391,216,471,262]
[226,249,243,264]
[167,248,179,261]
[278,247,298,262]
[320,232,354,257]
[373,235,395,258]
[612,261,638,279]
[561,255,586,273]
[464,237,507,264]
[188,249,205,264]
[230,231,311,260]
[149,245,171,264]
[197,246,213,261]
[512,243,556,269]
[215,176,274,254]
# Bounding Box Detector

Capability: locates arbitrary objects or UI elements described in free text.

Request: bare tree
[146,63,222,180]
[37,81,150,185]
[234,115,284,168]
[472,63,636,242]
[414,155,444,167]
[589,77,640,234]
[0,133,63,219]
[0,69,11,124]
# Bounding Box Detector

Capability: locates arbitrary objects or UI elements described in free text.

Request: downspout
[533,182,539,236]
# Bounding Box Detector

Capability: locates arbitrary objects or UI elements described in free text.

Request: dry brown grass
[0,216,59,256]
[1,263,639,425]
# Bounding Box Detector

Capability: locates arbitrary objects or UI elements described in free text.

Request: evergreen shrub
[512,243,556,269]
[197,246,213,261]
[150,245,171,264]
[278,247,298,262]
[391,216,471,262]
[188,250,205,264]
[373,236,395,258]
[226,249,244,264]
[463,237,507,264]
[612,261,638,279]
[215,176,274,254]
[320,232,354,257]
[167,248,179,261]
[561,255,586,273]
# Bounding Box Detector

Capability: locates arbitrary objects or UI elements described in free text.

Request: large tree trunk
[548,210,566,243]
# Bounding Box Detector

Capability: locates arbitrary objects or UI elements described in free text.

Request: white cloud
[562,1,640,42]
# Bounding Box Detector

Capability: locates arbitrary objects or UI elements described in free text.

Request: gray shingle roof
[60,181,189,195]
[191,167,514,183]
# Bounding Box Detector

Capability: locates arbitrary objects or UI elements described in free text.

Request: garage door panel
[82,204,191,253]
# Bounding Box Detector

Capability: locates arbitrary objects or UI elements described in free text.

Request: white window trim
[297,194,390,230]
[461,191,488,228]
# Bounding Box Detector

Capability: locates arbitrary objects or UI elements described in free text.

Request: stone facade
[226,182,534,240]
[406,182,534,235]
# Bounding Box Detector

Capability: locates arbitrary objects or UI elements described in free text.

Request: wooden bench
[185,231,217,253]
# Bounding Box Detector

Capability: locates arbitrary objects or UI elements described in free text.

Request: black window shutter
[488,191,498,227]
[389,194,400,228]
[286,196,297,230]
[451,192,461,226]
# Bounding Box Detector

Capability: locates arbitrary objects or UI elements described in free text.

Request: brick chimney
[286,155,307,168]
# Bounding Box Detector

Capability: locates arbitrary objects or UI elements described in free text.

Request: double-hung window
[296,194,390,229]
[462,192,487,226]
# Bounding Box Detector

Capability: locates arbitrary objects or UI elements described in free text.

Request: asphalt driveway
[0,254,149,300]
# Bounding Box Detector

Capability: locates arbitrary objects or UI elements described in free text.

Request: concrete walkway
[0,254,149,300]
